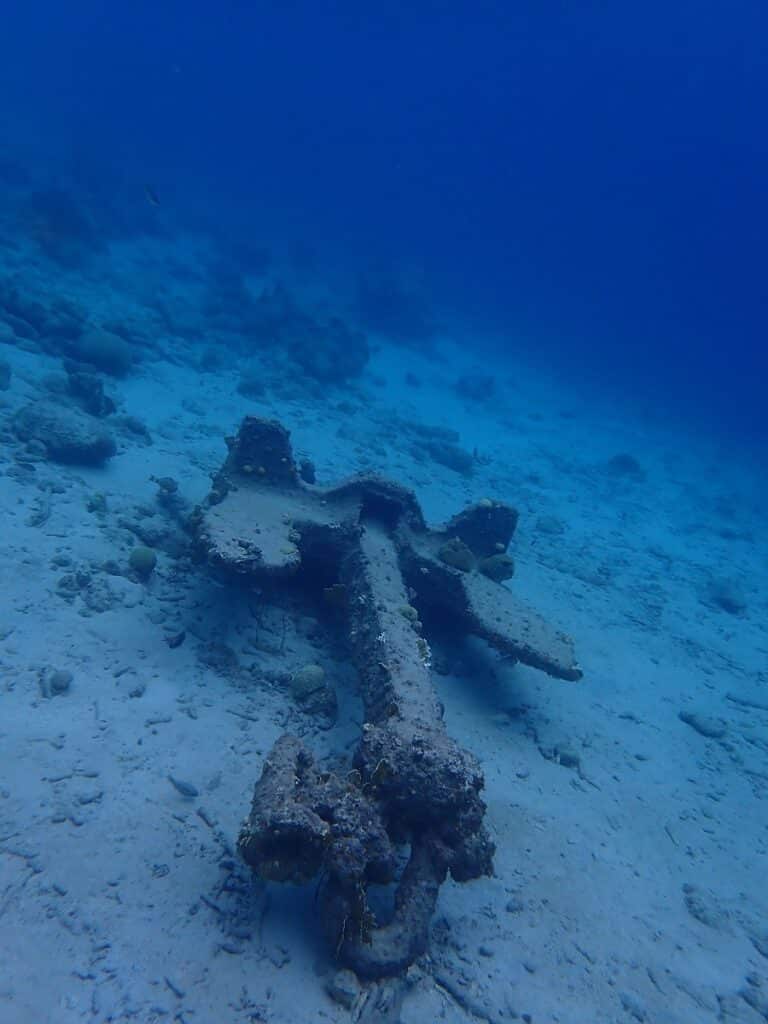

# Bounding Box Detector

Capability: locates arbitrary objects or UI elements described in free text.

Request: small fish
[168,775,198,798]
[144,184,161,207]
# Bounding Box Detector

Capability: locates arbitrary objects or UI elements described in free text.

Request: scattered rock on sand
[289,663,337,720]
[620,990,648,1022]
[325,969,361,1010]
[290,663,325,699]
[129,546,158,580]
[679,710,727,739]
[66,368,115,417]
[539,734,582,771]
[422,438,475,477]
[70,326,134,377]
[39,667,73,698]
[14,400,117,465]
[536,515,565,536]
[168,775,199,799]
[682,883,729,929]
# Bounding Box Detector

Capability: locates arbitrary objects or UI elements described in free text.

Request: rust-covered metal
[195,416,581,978]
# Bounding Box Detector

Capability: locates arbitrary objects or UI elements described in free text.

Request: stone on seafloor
[14,401,116,465]
[129,546,157,579]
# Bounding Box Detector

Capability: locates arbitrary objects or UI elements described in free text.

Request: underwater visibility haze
[0,3,767,1023]
[3,1,767,433]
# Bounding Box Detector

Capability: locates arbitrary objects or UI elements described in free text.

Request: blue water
[2,1,766,439]
[1,6,767,1022]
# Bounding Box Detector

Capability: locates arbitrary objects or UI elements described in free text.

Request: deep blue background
[2,2,766,435]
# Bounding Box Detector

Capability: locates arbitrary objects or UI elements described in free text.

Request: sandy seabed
[1,237,767,1024]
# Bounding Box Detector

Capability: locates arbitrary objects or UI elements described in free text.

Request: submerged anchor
[194,416,580,978]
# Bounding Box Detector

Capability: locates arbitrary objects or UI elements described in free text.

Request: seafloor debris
[194,416,581,978]
[14,400,117,465]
